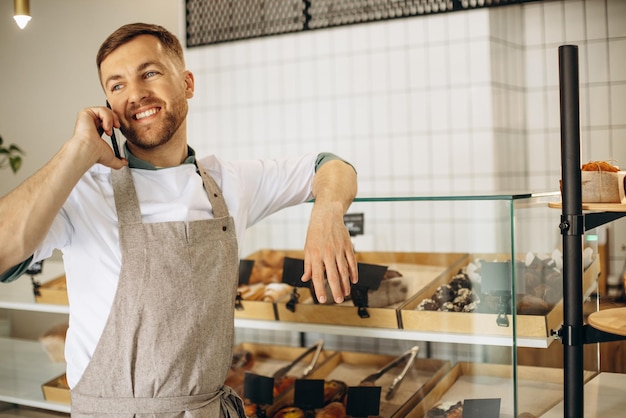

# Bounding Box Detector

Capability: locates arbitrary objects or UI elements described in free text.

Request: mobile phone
[105,101,122,159]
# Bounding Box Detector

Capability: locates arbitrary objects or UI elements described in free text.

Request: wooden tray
[228,341,335,417]
[235,250,307,321]
[35,275,68,305]
[400,255,600,338]
[275,252,468,329]
[42,373,70,404]
[406,362,596,418]
[290,350,450,418]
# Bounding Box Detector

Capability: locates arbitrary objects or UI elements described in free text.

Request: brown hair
[96,23,185,78]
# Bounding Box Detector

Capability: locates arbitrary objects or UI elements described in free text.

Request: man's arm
[0,107,126,275]
[301,159,358,303]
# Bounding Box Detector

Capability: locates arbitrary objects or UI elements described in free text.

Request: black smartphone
[105,101,122,159]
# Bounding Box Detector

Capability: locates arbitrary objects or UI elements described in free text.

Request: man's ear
[184,70,195,98]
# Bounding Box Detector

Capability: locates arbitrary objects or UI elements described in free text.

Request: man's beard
[119,101,187,150]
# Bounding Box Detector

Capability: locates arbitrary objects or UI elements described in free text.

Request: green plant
[0,135,25,173]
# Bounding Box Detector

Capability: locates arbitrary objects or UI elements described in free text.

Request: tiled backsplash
[184,0,625,356]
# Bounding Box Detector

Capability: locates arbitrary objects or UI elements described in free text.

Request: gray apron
[70,165,246,417]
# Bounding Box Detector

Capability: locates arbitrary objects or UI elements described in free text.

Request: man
[0,23,357,416]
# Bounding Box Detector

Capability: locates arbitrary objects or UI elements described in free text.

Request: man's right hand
[71,107,127,170]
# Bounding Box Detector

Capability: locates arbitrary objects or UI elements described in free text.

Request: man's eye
[111,84,122,91]
[145,71,157,78]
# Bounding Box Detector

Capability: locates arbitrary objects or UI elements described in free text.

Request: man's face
[99,35,194,151]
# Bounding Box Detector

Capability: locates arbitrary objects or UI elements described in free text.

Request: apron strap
[71,386,245,416]
[196,162,230,219]
[112,166,142,225]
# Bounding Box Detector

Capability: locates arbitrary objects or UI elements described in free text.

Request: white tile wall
[184,1,626,354]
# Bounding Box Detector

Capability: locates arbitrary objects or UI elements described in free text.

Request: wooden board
[400,256,600,338]
[587,307,626,336]
[406,362,595,418]
[548,201,626,212]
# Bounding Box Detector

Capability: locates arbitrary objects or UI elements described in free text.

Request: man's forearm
[0,141,94,273]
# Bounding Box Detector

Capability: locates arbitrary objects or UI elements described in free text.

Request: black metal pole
[558,44,584,418]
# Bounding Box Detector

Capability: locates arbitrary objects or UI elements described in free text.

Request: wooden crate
[292,350,450,417]
[35,275,68,305]
[273,251,469,329]
[406,362,596,418]
[42,373,70,404]
[400,255,600,338]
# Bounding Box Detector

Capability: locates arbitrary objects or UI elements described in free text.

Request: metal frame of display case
[557,44,626,418]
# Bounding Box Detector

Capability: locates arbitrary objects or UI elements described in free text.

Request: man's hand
[300,159,358,304]
[72,107,127,170]
[301,203,358,303]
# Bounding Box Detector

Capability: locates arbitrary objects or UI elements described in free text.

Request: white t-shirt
[32,152,317,388]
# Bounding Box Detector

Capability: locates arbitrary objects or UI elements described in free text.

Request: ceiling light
[14,0,31,30]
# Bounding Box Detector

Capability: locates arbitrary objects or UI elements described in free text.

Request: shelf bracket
[584,212,626,231]
[583,324,626,344]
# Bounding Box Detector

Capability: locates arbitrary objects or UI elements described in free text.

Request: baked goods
[249,250,286,284]
[272,405,305,418]
[323,379,348,404]
[273,375,296,397]
[579,160,623,203]
[582,160,619,172]
[263,283,293,303]
[238,282,265,301]
[39,322,69,362]
[416,273,478,313]
[417,249,580,316]
[426,401,463,417]
[315,401,346,418]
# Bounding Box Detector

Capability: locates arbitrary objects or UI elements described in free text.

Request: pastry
[315,401,346,418]
[273,375,295,397]
[432,284,455,305]
[263,283,292,303]
[417,298,439,311]
[239,282,265,301]
[273,405,305,418]
[323,380,347,404]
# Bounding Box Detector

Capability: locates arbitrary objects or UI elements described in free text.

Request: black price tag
[238,259,255,286]
[346,386,381,416]
[243,372,274,405]
[344,213,364,236]
[355,262,388,291]
[462,398,501,418]
[281,257,307,288]
[293,379,325,410]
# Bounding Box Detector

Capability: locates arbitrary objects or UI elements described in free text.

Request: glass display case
[235,191,601,417]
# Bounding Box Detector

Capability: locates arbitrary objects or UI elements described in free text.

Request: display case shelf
[0,338,69,414]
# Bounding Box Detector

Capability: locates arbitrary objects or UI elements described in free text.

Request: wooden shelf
[0,338,69,413]
[588,307,626,336]
[548,201,626,212]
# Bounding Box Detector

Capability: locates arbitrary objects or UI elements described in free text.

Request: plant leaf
[10,156,22,173]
